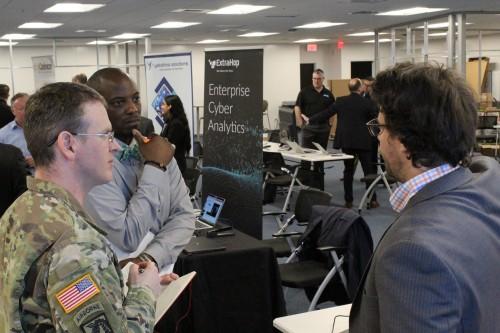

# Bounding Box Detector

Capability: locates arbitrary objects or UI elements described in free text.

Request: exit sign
[306,43,318,52]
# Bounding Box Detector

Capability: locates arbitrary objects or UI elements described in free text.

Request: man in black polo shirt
[0,84,14,129]
[294,69,335,185]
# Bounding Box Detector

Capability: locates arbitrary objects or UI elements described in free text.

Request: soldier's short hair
[24,82,106,167]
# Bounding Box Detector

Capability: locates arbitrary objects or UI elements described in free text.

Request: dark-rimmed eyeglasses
[366,118,386,137]
[47,131,115,147]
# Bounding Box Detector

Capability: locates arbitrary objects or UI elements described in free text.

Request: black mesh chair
[278,206,373,311]
[263,189,332,257]
[476,115,498,142]
[184,157,201,208]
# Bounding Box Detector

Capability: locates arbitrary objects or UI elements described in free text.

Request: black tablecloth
[156,230,286,333]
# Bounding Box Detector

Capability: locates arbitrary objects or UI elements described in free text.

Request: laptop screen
[200,194,225,225]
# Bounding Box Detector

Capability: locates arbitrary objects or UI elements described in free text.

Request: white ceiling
[0,0,500,46]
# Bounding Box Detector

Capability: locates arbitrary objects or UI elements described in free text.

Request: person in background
[0,93,35,172]
[0,84,14,128]
[294,69,335,174]
[306,78,378,208]
[86,68,194,270]
[71,73,88,84]
[160,94,192,175]
[0,143,27,217]
[350,63,500,332]
[0,82,175,332]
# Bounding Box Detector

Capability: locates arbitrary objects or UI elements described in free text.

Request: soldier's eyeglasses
[47,131,115,147]
[366,118,386,137]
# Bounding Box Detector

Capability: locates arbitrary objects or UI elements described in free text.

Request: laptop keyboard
[195,220,210,229]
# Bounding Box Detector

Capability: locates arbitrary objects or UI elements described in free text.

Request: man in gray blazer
[350,63,500,332]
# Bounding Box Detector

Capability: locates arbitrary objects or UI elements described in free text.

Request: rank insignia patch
[56,274,101,313]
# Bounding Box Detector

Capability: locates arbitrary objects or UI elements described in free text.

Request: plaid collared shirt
[390,163,460,213]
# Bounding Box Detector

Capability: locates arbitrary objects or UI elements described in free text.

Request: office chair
[263,189,333,257]
[262,151,296,208]
[184,157,201,208]
[277,205,373,311]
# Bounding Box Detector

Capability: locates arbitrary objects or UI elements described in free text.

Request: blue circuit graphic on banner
[152,77,176,127]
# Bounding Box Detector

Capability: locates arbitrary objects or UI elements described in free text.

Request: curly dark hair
[372,62,477,168]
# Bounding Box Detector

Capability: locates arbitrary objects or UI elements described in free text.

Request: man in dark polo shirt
[294,69,335,187]
[0,84,14,129]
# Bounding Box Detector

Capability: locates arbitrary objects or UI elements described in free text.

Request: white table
[263,141,353,211]
[273,304,352,333]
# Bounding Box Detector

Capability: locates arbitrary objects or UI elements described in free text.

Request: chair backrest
[263,151,286,170]
[477,115,497,129]
[294,189,332,223]
[183,168,201,196]
[297,206,374,304]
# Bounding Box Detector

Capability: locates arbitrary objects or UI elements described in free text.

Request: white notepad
[121,263,196,323]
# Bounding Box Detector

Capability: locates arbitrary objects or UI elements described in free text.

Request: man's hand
[301,114,310,125]
[294,106,304,128]
[128,261,162,296]
[25,156,35,168]
[132,129,174,166]
[160,273,179,286]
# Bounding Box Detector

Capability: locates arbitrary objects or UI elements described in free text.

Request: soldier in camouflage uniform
[0,82,175,332]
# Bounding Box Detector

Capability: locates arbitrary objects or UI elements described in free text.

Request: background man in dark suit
[307,78,378,208]
[0,84,14,129]
[0,143,27,216]
[350,63,500,332]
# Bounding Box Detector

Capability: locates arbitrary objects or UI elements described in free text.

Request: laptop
[312,141,329,154]
[195,194,226,230]
[286,140,315,154]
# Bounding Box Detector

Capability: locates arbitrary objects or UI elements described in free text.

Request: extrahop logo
[208,58,240,70]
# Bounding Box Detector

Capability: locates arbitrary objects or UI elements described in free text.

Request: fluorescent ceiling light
[19,22,63,29]
[44,3,105,13]
[196,39,229,44]
[377,7,448,16]
[295,22,346,29]
[347,31,389,37]
[76,29,106,33]
[111,33,150,39]
[238,32,279,37]
[417,22,472,29]
[151,21,200,29]
[0,41,19,46]
[1,34,36,40]
[363,38,401,43]
[86,40,116,45]
[428,32,448,36]
[294,38,329,43]
[208,4,273,15]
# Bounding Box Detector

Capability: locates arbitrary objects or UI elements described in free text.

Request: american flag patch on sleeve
[55,274,101,314]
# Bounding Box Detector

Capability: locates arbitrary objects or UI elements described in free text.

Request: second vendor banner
[203,48,263,238]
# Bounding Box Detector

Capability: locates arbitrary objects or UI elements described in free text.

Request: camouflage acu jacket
[0,177,156,332]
